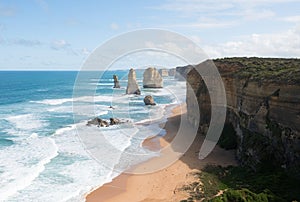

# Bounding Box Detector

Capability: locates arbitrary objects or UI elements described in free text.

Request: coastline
[86,103,237,201]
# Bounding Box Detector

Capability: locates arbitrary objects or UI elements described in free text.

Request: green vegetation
[218,123,237,150]
[180,165,300,202]
[213,57,300,84]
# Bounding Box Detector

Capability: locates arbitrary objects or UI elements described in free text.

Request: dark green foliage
[180,165,300,202]
[218,123,237,150]
[211,189,284,202]
[213,57,300,84]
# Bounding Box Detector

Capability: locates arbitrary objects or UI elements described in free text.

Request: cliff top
[210,57,300,84]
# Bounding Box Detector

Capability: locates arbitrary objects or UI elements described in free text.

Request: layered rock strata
[186,57,300,174]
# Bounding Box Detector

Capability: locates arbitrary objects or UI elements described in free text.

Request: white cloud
[164,20,236,29]
[282,15,300,23]
[81,48,90,55]
[12,38,42,46]
[203,26,300,58]
[153,0,298,22]
[0,37,42,47]
[145,41,184,55]
[110,23,119,30]
[51,40,71,50]
[241,9,275,20]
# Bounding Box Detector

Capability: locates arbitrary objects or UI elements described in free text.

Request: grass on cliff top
[213,57,300,84]
[180,165,300,202]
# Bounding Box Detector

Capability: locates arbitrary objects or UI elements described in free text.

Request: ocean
[0,70,186,201]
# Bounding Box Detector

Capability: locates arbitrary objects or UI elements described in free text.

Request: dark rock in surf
[144,95,156,105]
[87,117,109,127]
[110,118,121,125]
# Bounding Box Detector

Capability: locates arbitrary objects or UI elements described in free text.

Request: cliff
[186,57,300,174]
[175,65,192,81]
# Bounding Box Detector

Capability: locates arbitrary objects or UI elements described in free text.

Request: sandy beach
[86,104,237,202]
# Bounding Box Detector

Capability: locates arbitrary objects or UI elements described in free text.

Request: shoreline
[84,103,184,200]
[86,103,237,201]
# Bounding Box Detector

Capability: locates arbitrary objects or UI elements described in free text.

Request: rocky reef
[143,67,163,88]
[87,117,123,127]
[126,68,141,95]
[186,57,300,175]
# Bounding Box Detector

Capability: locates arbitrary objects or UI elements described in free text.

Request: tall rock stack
[113,75,120,88]
[143,67,163,88]
[126,68,141,95]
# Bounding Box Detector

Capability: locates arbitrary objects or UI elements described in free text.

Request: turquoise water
[0,70,186,201]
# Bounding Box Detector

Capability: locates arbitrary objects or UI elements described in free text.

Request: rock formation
[168,68,176,76]
[110,118,120,125]
[175,65,192,81]
[144,95,156,105]
[87,117,125,127]
[143,67,163,88]
[113,75,120,88]
[186,57,300,175]
[159,69,169,77]
[126,68,141,95]
[87,117,109,127]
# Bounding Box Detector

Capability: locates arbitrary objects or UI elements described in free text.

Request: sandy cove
[86,104,237,202]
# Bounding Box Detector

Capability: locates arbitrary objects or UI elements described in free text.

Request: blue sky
[0,0,299,70]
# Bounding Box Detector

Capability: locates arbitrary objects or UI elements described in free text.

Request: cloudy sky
[0,0,299,70]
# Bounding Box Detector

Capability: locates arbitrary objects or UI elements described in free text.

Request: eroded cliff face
[186,58,300,174]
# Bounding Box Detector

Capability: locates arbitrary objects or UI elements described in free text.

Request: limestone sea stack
[168,68,176,76]
[126,68,141,95]
[143,67,163,88]
[159,69,169,77]
[144,95,156,105]
[113,75,120,88]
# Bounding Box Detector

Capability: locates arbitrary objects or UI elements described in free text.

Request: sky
[0,0,299,70]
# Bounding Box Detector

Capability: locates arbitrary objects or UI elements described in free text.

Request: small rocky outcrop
[113,75,120,88]
[87,117,126,127]
[110,118,121,125]
[87,117,109,127]
[144,95,156,105]
[126,68,141,95]
[159,69,169,77]
[143,67,163,88]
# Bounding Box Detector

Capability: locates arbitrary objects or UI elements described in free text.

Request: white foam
[47,105,108,117]
[89,82,113,86]
[5,114,48,131]
[31,98,74,105]
[0,137,58,200]
[0,76,187,201]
